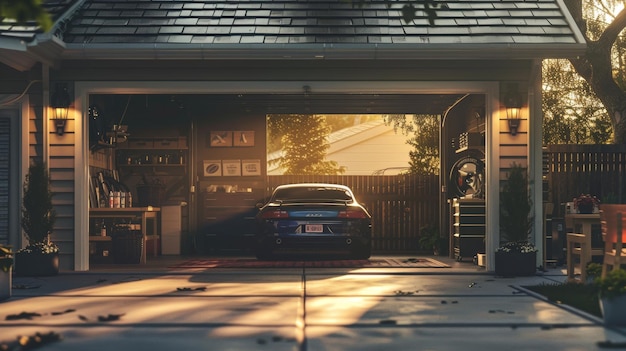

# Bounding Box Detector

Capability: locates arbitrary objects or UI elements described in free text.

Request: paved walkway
[1,256,625,351]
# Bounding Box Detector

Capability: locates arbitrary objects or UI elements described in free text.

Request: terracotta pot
[494,250,536,277]
[14,252,59,277]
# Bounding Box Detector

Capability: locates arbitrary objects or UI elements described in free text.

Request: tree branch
[598,8,626,49]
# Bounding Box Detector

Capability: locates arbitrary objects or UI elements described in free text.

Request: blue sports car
[255,183,372,260]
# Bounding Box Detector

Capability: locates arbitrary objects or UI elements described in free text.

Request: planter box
[0,268,11,301]
[600,295,626,326]
[14,252,59,277]
[494,251,536,277]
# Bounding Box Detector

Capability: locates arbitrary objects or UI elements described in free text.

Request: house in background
[0,0,586,271]
[268,119,412,175]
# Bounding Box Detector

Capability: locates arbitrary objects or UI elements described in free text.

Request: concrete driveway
[1,256,625,351]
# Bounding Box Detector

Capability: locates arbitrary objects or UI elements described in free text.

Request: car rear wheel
[350,243,371,260]
[255,245,273,260]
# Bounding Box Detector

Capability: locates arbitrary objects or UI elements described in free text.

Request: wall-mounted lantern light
[50,83,71,136]
[503,86,523,136]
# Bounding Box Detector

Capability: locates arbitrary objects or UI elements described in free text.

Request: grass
[524,282,602,318]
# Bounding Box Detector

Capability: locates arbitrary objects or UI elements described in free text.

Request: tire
[255,244,273,260]
[351,243,371,260]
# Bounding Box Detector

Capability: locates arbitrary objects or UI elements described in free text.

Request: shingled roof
[0,0,586,71]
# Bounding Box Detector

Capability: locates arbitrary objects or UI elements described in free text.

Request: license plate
[305,224,323,233]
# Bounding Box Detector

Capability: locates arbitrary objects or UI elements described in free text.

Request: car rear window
[272,187,353,202]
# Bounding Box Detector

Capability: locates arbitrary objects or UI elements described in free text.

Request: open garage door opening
[86,93,485,261]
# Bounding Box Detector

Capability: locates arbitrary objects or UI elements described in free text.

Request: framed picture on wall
[222,160,241,176]
[242,159,261,176]
[233,131,255,147]
[203,160,222,177]
[209,131,232,147]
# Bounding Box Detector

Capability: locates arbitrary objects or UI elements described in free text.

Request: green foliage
[542,59,612,144]
[525,282,601,317]
[586,262,602,281]
[267,114,345,175]
[385,114,439,175]
[0,0,51,30]
[418,224,439,250]
[597,269,626,300]
[500,163,533,244]
[21,160,56,245]
[267,114,381,154]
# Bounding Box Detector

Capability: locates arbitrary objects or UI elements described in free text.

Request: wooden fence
[266,175,439,253]
[261,145,625,253]
[543,144,626,217]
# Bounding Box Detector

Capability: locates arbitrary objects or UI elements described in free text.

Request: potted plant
[495,163,536,277]
[573,194,600,214]
[0,244,13,300]
[15,160,59,277]
[596,268,626,326]
[418,225,446,256]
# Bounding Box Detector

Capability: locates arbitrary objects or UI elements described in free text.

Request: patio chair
[566,232,595,282]
[600,205,626,278]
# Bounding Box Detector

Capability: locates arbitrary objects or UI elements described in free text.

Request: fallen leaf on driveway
[5,312,42,321]
[176,286,206,292]
[51,309,76,316]
[98,314,124,322]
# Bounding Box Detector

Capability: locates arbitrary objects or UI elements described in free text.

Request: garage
[0,0,586,271]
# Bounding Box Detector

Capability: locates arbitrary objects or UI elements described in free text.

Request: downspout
[42,65,50,165]
[75,84,88,271]
[529,59,544,269]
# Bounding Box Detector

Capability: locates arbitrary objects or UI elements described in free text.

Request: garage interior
[87,93,486,262]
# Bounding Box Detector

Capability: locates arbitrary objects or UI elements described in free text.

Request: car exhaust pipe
[276,238,282,245]
[346,238,352,245]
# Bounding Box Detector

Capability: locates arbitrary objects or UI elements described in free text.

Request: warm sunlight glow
[267,114,413,175]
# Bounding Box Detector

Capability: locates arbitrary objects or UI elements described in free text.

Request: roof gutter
[0,0,82,71]
[62,42,587,61]
[0,37,35,71]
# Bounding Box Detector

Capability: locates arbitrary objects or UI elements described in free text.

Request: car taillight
[338,209,367,218]
[261,210,289,219]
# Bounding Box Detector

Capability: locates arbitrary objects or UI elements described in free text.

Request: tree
[0,0,51,30]
[564,0,626,143]
[500,163,533,244]
[364,0,626,144]
[21,160,56,245]
[267,114,345,175]
[384,114,440,175]
[542,59,613,144]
